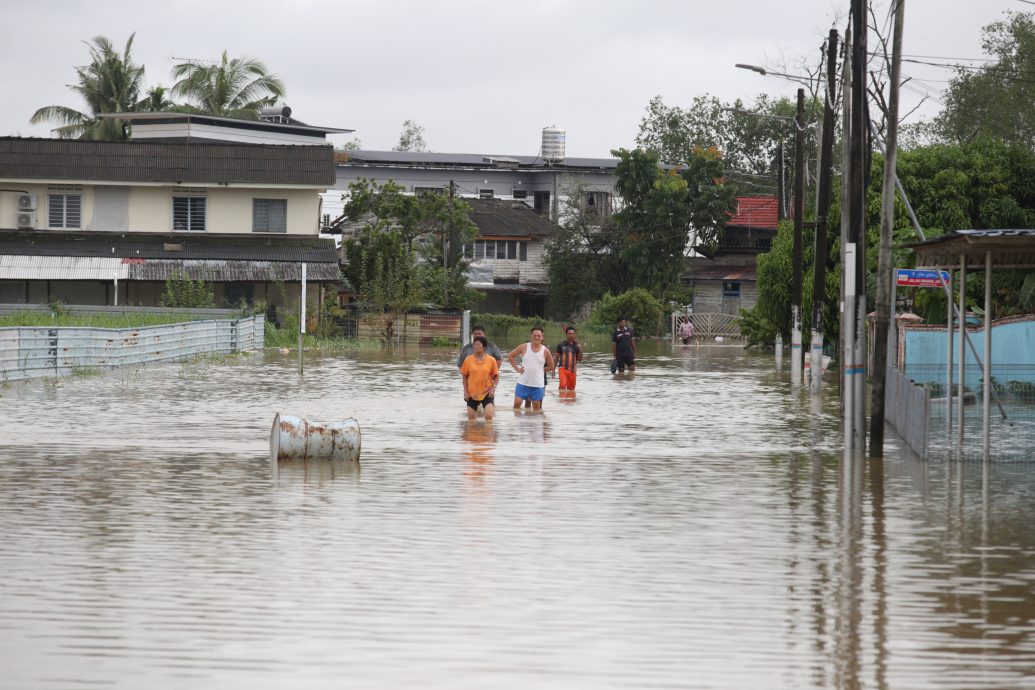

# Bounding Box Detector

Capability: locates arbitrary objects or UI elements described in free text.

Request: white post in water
[462,309,471,344]
[113,276,118,306]
[958,256,967,450]
[946,270,954,445]
[775,333,784,371]
[983,250,992,461]
[299,262,307,375]
[843,243,859,448]
[809,329,823,394]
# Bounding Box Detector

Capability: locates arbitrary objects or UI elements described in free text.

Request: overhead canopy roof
[907,229,1035,269]
[0,230,341,281]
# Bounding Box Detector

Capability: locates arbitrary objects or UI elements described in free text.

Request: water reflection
[461,420,497,485]
[1,343,1034,689]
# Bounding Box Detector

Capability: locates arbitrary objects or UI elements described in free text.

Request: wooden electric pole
[870,0,905,455]
[791,87,806,385]
[846,0,869,450]
[809,29,840,395]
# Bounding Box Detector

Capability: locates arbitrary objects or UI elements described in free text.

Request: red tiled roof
[729,196,778,230]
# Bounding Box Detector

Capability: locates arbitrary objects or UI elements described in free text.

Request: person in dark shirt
[554,325,583,390]
[611,317,637,373]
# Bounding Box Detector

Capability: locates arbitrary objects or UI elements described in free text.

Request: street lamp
[735,63,817,88]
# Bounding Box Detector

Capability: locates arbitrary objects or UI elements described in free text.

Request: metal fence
[884,365,930,459]
[0,315,264,382]
[671,312,743,343]
[321,306,463,345]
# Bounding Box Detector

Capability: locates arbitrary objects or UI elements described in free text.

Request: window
[512,189,528,199]
[173,196,206,232]
[414,186,445,197]
[48,194,82,228]
[584,191,612,219]
[253,198,287,233]
[479,188,494,199]
[464,239,526,261]
[722,281,741,297]
[533,191,550,214]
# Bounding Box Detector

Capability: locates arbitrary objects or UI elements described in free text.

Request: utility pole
[870,0,905,455]
[810,30,839,396]
[791,88,806,386]
[444,180,455,306]
[846,0,869,450]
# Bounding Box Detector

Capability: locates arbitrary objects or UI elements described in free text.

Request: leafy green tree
[590,288,666,336]
[932,11,1035,146]
[612,148,691,296]
[743,138,1035,347]
[136,85,176,112]
[393,119,429,152]
[31,34,145,140]
[635,93,816,194]
[544,184,625,319]
[171,51,285,119]
[341,180,480,311]
[545,147,735,319]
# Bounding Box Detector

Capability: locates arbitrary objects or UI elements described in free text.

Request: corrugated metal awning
[0,255,129,280]
[0,255,340,282]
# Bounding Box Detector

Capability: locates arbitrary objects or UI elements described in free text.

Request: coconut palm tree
[171,51,285,120]
[31,34,145,140]
[136,85,177,112]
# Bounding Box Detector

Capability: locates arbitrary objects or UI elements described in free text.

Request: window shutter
[66,195,81,228]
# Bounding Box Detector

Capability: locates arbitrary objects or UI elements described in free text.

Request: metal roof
[729,196,779,230]
[341,149,618,171]
[0,255,339,282]
[0,255,127,280]
[684,265,758,281]
[98,111,352,135]
[467,199,557,238]
[0,230,339,263]
[0,137,336,186]
[906,229,1035,269]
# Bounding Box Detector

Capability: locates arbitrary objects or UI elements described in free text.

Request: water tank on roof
[542,126,566,163]
[260,105,293,123]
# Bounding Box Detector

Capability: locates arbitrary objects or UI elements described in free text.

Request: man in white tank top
[506,327,556,411]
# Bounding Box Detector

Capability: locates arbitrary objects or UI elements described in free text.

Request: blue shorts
[514,383,546,402]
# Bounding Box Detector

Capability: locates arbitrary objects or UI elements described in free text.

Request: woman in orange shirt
[460,336,500,420]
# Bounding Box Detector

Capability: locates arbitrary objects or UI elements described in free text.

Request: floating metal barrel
[270,413,361,463]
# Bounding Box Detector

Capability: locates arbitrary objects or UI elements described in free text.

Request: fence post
[462,310,471,344]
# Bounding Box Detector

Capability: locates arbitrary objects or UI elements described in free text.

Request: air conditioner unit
[17,193,37,210]
[17,211,36,229]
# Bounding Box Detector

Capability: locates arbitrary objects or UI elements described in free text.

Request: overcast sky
[0,0,1025,157]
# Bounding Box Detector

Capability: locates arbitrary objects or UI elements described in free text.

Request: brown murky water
[2,342,1034,689]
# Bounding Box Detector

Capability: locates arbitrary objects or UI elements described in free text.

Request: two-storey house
[330,143,617,315]
[0,111,347,309]
[683,195,779,315]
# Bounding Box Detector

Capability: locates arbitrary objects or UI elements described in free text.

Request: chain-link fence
[897,363,1035,461]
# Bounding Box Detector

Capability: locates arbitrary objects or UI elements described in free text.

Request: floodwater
[2,341,1034,690]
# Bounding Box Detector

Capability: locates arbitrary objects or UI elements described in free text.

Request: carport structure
[907,229,1035,460]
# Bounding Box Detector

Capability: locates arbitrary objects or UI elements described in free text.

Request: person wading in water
[507,327,556,412]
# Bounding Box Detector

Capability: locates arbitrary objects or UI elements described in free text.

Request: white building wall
[0,183,322,235]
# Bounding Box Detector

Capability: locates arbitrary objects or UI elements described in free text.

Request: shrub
[590,288,665,336]
[160,273,215,308]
